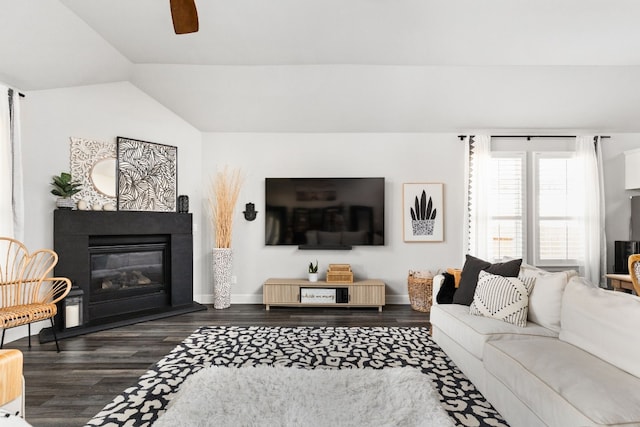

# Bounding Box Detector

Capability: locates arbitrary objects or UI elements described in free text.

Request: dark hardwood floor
[7,304,430,427]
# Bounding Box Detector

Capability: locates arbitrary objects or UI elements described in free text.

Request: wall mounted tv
[265,177,385,249]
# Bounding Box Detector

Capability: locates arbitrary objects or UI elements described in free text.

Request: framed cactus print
[403,183,444,242]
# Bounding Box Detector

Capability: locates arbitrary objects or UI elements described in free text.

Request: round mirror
[90,158,117,197]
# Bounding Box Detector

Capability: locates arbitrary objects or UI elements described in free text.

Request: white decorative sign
[300,288,336,304]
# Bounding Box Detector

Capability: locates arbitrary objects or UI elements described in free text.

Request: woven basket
[407,272,433,313]
[326,271,354,283]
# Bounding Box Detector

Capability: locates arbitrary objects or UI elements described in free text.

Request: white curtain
[0,85,24,240]
[575,136,606,287]
[465,135,491,261]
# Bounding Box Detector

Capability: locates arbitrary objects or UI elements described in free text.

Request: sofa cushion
[470,271,534,327]
[485,337,640,426]
[452,255,522,306]
[518,269,577,332]
[436,272,456,304]
[430,304,558,360]
[560,276,640,379]
[446,268,462,287]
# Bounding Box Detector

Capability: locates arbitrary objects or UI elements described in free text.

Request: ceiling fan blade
[170,0,199,34]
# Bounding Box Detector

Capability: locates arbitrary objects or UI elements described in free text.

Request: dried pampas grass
[208,167,244,248]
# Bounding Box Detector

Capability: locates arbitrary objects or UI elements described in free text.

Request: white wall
[11,79,640,343]
[11,81,203,343]
[200,133,465,304]
[200,133,640,305]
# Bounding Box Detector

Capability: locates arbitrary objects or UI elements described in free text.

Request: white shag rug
[154,365,454,427]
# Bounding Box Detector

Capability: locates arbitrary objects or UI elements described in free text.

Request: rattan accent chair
[0,237,71,352]
[627,254,640,296]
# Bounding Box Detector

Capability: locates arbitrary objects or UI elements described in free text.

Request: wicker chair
[0,237,71,352]
[627,254,640,296]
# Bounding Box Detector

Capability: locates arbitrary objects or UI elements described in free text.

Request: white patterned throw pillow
[469,271,535,327]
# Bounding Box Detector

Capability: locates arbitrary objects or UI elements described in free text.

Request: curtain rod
[458,135,610,141]
[6,88,25,98]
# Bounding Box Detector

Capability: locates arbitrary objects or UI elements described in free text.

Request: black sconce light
[243,202,257,221]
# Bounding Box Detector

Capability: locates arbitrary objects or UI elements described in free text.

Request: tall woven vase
[212,248,233,309]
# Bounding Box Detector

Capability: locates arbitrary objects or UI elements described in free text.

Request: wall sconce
[243,202,258,221]
[64,287,84,329]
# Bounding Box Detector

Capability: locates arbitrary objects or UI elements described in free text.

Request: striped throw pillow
[469,271,535,327]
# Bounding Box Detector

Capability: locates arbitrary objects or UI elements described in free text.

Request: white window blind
[534,153,581,265]
[484,150,581,267]
[488,153,525,261]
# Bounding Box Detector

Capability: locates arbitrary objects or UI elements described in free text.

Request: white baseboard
[386,295,411,305]
[195,294,411,305]
[196,294,263,305]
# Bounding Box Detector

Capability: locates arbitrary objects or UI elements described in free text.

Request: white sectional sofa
[430,267,640,427]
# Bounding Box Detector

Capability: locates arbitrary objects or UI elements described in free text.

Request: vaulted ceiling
[2,1,640,132]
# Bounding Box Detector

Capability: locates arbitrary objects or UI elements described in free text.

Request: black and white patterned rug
[86,326,507,427]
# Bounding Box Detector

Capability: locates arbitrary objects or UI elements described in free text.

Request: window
[486,150,580,267]
[488,153,525,260]
[534,153,581,266]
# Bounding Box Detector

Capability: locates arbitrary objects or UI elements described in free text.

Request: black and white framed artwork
[403,182,444,242]
[116,137,177,212]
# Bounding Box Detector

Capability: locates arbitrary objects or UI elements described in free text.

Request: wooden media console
[263,278,385,311]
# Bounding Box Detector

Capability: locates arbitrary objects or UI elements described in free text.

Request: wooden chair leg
[1,329,4,349]
[50,318,60,353]
[28,324,31,349]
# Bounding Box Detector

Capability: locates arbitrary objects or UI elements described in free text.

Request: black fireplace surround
[40,210,205,343]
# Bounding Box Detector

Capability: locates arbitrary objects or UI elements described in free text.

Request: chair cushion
[452,255,522,306]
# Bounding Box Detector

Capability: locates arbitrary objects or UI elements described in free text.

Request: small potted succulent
[51,172,82,210]
[308,260,319,282]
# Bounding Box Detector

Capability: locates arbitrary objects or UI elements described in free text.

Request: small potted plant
[51,172,82,210]
[308,260,319,282]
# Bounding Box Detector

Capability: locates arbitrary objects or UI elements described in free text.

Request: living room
[2,1,640,426]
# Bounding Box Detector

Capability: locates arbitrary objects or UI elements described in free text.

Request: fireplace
[40,210,205,343]
[88,235,170,321]
[90,241,166,300]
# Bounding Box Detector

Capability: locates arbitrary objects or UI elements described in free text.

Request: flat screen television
[265,178,385,248]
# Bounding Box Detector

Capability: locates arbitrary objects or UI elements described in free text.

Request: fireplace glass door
[90,243,168,303]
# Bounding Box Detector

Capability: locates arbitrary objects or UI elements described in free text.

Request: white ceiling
[2,0,640,132]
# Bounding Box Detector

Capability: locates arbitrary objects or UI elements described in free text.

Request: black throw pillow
[451,255,522,306]
[436,272,456,304]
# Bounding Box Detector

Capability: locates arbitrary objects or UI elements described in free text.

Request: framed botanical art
[403,183,444,242]
[117,137,177,212]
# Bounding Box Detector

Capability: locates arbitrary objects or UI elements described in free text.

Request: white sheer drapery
[0,85,24,240]
[464,135,491,260]
[575,136,606,286]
